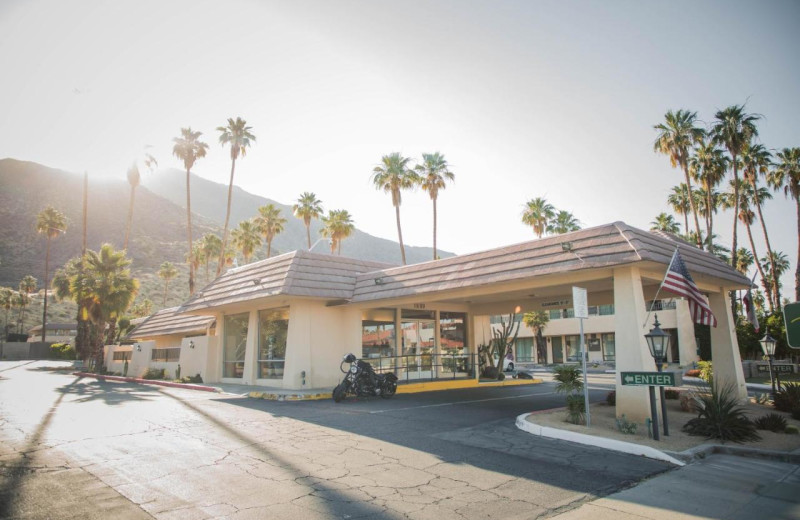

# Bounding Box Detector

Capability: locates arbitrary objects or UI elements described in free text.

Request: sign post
[572,287,590,427]
[783,302,800,349]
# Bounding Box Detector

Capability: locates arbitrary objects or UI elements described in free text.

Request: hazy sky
[1,0,798,292]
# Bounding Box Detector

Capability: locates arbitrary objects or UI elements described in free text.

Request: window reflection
[258,308,289,379]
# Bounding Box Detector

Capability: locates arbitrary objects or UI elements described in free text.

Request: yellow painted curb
[396,378,542,394]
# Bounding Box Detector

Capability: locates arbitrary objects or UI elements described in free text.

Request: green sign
[783,302,800,349]
[621,371,677,386]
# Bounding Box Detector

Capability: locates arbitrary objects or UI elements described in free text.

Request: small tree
[484,312,520,380]
[522,311,549,364]
[554,365,585,424]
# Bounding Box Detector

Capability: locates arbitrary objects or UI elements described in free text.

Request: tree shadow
[54,377,160,406]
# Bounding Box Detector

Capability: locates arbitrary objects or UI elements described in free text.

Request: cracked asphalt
[0,361,672,519]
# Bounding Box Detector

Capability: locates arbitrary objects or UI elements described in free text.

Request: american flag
[661,248,717,327]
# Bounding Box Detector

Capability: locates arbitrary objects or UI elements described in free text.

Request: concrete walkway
[549,454,800,520]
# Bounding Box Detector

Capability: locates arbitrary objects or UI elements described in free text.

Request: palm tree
[667,184,691,235]
[521,197,556,238]
[231,219,262,264]
[415,152,455,260]
[186,240,204,290]
[17,275,36,333]
[768,147,800,302]
[216,117,255,276]
[320,209,355,255]
[690,140,727,250]
[548,210,581,235]
[735,247,754,275]
[653,109,705,248]
[172,128,209,295]
[650,213,680,234]
[200,233,222,282]
[12,292,25,334]
[293,192,324,250]
[36,206,67,341]
[255,204,286,258]
[52,256,93,360]
[157,261,178,307]
[123,150,157,251]
[371,153,419,264]
[0,287,13,339]
[711,104,760,273]
[522,311,549,364]
[761,251,790,305]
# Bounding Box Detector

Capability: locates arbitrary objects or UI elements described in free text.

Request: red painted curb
[73,372,219,393]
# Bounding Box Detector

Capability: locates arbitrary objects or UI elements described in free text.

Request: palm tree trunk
[163,280,169,307]
[41,238,50,342]
[705,187,713,251]
[682,162,703,249]
[124,186,135,251]
[682,211,688,236]
[205,260,210,283]
[93,319,105,371]
[395,203,407,265]
[186,168,195,295]
[731,156,740,268]
[267,239,271,258]
[432,197,437,260]
[796,198,800,303]
[752,187,781,310]
[217,157,237,277]
[745,220,773,313]
[305,222,311,250]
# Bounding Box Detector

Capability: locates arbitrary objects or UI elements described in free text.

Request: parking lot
[1,361,670,519]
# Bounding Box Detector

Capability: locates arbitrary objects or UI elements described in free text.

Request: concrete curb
[74,372,220,393]
[515,413,686,466]
[249,391,332,401]
[669,443,800,464]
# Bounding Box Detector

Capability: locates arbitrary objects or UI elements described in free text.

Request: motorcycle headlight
[350,366,358,374]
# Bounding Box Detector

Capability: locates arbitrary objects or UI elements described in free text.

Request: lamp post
[644,314,671,438]
[759,333,778,398]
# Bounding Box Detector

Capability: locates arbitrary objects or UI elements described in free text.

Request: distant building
[26,323,78,344]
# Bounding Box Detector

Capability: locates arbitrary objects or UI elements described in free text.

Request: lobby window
[565,335,581,362]
[598,304,614,315]
[602,333,616,361]
[362,320,396,359]
[223,313,249,378]
[515,337,533,362]
[258,308,289,379]
[440,312,466,355]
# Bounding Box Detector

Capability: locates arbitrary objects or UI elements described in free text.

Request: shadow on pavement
[55,377,160,406]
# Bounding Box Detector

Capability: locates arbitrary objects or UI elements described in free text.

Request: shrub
[565,394,585,425]
[785,425,799,435]
[773,382,800,413]
[697,361,713,384]
[606,390,616,406]
[553,365,583,394]
[685,369,701,377]
[48,343,76,360]
[615,414,638,434]
[665,389,680,400]
[142,368,166,380]
[682,385,760,443]
[753,413,787,432]
[178,374,204,384]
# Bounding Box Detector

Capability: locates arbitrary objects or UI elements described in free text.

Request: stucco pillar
[613,267,657,422]
[434,310,441,378]
[241,310,259,385]
[546,337,553,364]
[285,302,313,390]
[675,299,700,366]
[708,290,747,400]
[472,314,491,380]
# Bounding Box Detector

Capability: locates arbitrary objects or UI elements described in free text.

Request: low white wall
[129,340,155,377]
[178,336,218,383]
[104,345,133,375]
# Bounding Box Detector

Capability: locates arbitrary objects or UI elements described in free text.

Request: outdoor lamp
[135,343,141,352]
[189,340,195,349]
[759,334,777,357]
[644,314,670,364]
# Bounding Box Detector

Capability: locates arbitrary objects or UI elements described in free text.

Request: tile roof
[126,306,215,339]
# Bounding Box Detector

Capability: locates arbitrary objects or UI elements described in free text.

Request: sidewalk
[549,454,800,519]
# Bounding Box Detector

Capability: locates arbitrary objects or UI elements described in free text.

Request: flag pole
[643,247,679,329]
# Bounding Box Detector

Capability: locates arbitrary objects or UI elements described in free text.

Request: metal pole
[657,360,669,436]
[649,385,660,441]
[580,318,590,427]
[768,354,776,398]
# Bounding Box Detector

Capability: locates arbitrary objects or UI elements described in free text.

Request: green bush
[142,368,166,380]
[178,374,203,384]
[615,414,638,434]
[785,425,799,435]
[48,343,75,360]
[682,385,760,443]
[773,382,800,413]
[553,365,583,394]
[565,394,585,425]
[753,413,787,432]
[665,389,680,400]
[606,391,616,406]
[697,361,713,384]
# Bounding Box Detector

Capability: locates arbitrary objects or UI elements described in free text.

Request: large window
[258,308,289,379]
[223,313,249,378]
[440,312,466,355]
[515,337,533,362]
[602,333,615,361]
[151,348,181,362]
[565,335,581,362]
[551,336,564,363]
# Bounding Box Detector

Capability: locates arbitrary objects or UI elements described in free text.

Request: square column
[242,310,259,386]
[707,290,748,400]
[675,299,700,366]
[613,267,657,422]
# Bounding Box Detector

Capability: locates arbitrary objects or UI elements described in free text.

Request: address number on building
[621,372,678,386]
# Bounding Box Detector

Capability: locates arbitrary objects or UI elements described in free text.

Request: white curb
[515,413,685,466]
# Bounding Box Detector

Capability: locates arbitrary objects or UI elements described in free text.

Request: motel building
[117,222,750,421]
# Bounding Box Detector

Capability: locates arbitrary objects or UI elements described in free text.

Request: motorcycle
[332,353,398,403]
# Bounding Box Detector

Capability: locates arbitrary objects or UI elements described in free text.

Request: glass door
[551,336,564,364]
[402,319,435,380]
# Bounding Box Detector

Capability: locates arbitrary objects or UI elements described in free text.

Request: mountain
[143,167,451,264]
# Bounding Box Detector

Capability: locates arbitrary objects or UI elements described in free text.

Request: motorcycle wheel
[380,380,397,398]
[333,383,346,403]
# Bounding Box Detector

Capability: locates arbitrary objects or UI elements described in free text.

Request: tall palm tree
[0,287,12,340]
[157,261,178,307]
[761,251,790,306]
[12,292,25,334]
[186,240,204,290]
[415,152,455,260]
[200,233,222,282]
[172,127,209,295]
[320,209,355,255]
[735,247,754,275]
[548,210,581,235]
[521,197,556,238]
[741,143,780,309]
[17,275,36,333]
[231,219,262,264]
[653,109,705,248]
[292,192,324,250]
[36,206,67,341]
[689,140,727,251]
[216,118,255,276]
[768,147,800,302]
[650,213,680,234]
[371,153,419,264]
[123,150,157,252]
[522,311,549,364]
[52,256,93,360]
[711,104,760,272]
[255,204,286,258]
[667,184,691,235]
